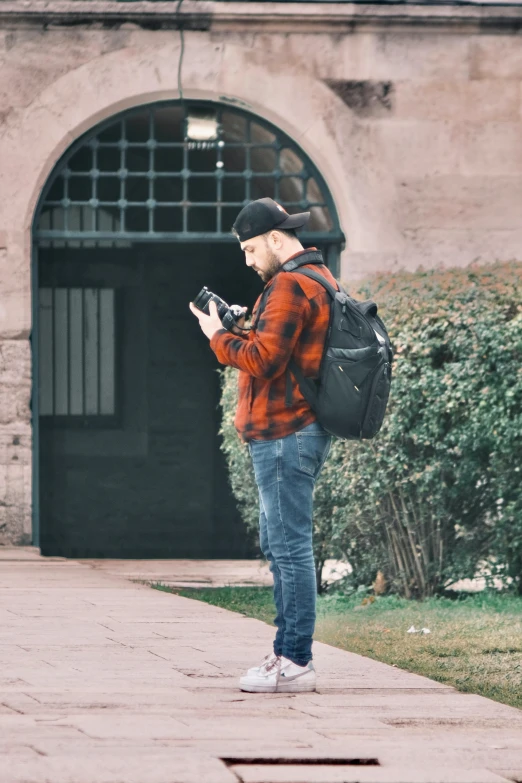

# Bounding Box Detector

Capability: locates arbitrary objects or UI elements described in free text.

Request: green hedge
[219,262,522,598]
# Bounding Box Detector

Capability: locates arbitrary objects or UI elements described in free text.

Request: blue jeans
[248,421,332,666]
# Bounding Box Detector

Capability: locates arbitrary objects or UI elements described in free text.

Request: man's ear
[270,230,284,249]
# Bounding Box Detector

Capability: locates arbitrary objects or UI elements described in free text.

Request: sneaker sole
[240,678,316,693]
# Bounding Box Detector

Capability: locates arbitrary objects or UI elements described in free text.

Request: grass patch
[151,584,522,710]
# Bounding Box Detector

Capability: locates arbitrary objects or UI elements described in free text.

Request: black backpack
[282,252,393,441]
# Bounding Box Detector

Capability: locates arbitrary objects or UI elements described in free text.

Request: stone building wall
[1,0,522,545]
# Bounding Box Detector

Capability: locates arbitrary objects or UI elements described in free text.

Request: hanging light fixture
[185,107,220,143]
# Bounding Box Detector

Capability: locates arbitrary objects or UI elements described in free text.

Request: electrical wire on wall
[176,0,185,107]
[174,1,221,150]
[175,0,221,147]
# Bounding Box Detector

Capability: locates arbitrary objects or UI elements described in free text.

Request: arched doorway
[32,100,344,558]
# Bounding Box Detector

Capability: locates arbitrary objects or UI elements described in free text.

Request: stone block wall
[0,231,32,544]
[0,0,521,545]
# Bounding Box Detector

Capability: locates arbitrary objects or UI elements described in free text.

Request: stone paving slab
[0,550,521,783]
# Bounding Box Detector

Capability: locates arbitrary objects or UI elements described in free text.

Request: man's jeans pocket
[295,423,332,478]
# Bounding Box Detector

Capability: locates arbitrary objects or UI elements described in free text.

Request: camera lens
[192,286,240,331]
[210,295,230,320]
[193,287,211,312]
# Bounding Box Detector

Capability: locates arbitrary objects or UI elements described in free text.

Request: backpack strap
[252,261,342,409]
[281,250,324,271]
[251,257,335,329]
[287,267,341,299]
[284,267,341,408]
[250,286,271,331]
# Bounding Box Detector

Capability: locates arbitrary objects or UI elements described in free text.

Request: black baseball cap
[232,198,310,242]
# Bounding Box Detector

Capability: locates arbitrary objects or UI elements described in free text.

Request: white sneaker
[247,652,279,676]
[240,655,316,693]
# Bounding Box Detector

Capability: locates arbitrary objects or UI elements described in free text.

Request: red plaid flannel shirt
[210,250,338,442]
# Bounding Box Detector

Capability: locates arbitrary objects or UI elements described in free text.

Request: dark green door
[38,242,262,557]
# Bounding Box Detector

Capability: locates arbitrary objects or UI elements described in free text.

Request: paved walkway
[76,555,351,589]
[0,548,521,783]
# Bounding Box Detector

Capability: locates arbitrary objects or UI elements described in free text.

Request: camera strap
[251,286,271,332]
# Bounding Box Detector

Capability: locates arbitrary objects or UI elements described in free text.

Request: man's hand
[230,307,248,336]
[189,300,225,341]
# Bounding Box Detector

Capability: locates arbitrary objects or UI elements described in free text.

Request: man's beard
[258,248,281,282]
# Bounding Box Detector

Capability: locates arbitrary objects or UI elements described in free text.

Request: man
[189,197,337,693]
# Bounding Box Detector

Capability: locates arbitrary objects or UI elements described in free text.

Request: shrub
[219,261,522,598]
[219,365,259,536]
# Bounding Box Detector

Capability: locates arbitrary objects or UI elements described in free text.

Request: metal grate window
[35,101,342,245]
[39,287,117,419]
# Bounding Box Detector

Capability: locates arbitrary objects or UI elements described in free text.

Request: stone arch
[11,42,353,239]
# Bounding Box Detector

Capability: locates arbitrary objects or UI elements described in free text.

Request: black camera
[192,287,247,333]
